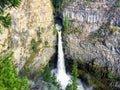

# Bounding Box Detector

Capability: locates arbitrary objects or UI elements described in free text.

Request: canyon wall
[63,0,120,78]
[0,0,56,79]
[62,0,120,89]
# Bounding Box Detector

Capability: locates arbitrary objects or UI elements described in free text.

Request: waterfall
[53,24,92,90]
[56,31,71,90]
[57,31,66,74]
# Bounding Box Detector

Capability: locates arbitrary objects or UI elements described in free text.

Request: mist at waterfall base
[51,25,93,90]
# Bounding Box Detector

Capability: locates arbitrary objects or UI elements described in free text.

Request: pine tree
[0,52,28,90]
[64,15,69,30]
[66,60,78,90]
[0,0,21,11]
[0,0,21,28]
[42,63,60,88]
[42,64,52,83]
[72,60,78,90]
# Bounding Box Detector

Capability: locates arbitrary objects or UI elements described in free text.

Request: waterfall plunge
[56,31,71,90]
[53,24,92,90]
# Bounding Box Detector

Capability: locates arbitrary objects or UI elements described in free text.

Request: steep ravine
[0,0,120,90]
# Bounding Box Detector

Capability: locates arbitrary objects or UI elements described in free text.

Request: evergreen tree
[42,64,52,82]
[0,13,11,28]
[42,63,60,88]
[0,52,28,90]
[0,0,21,28]
[66,60,78,90]
[0,0,21,11]
[72,60,78,90]
[64,15,69,30]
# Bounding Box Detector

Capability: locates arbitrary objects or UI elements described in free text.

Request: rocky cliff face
[0,0,56,79]
[63,0,120,78]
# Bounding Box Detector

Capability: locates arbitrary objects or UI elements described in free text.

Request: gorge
[0,0,120,90]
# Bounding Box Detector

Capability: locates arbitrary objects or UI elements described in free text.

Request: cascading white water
[54,24,92,90]
[56,31,71,90]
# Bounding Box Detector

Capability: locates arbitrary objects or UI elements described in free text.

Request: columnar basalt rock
[63,2,120,89]
[63,0,120,78]
[63,0,118,34]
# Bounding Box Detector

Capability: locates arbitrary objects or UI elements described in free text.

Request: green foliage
[53,28,58,35]
[24,67,30,73]
[42,64,52,82]
[0,0,21,28]
[51,74,60,87]
[73,28,82,34]
[89,23,110,39]
[45,40,49,46]
[111,27,117,33]
[63,26,83,35]
[37,27,42,43]
[66,60,78,90]
[0,13,11,28]
[50,85,58,90]
[107,72,114,79]
[57,0,63,11]
[89,32,101,39]
[77,60,120,90]
[66,84,73,90]
[31,39,38,52]
[102,23,110,30]
[42,63,60,88]
[0,52,28,90]
[72,60,78,90]
[50,0,55,13]
[44,87,49,90]
[38,38,42,43]
[0,0,21,11]
[37,27,41,38]
[64,15,69,31]
[85,0,91,5]
[117,0,120,7]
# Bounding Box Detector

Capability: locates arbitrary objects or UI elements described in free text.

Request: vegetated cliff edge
[62,0,120,89]
[0,0,56,79]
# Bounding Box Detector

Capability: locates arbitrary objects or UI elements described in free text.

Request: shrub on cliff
[64,15,69,31]
[0,52,29,90]
[31,39,38,52]
[53,28,58,35]
[45,40,49,46]
[107,72,114,79]
[110,27,118,33]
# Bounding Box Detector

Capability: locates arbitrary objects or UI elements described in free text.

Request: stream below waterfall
[51,24,93,90]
